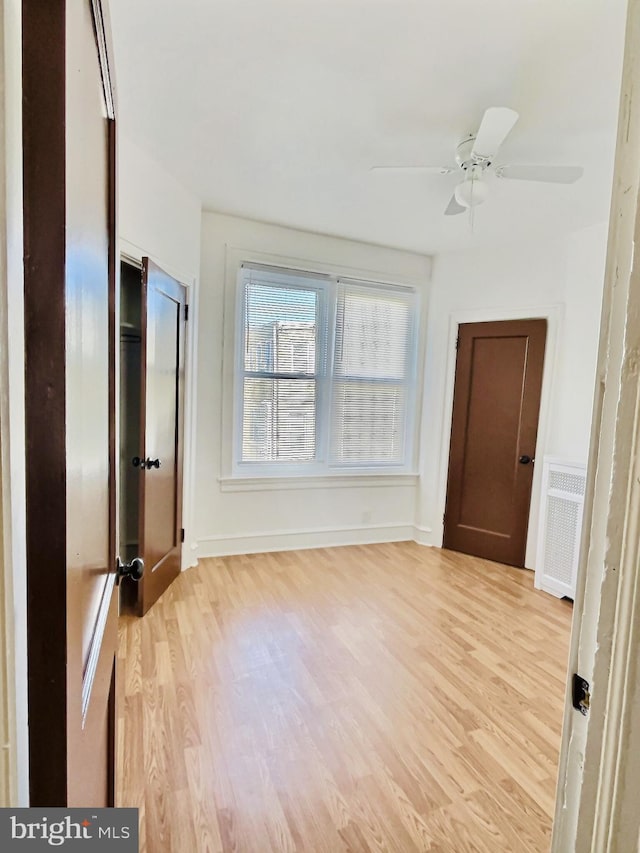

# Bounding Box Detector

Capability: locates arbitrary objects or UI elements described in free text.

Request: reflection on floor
[117,541,572,852]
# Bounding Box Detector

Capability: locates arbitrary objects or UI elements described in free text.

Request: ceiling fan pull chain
[469,176,476,233]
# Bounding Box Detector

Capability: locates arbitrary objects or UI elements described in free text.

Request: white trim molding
[412,524,434,546]
[219,473,419,492]
[552,0,640,849]
[119,237,195,288]
[0,0,28,807]
[197,522,416,559]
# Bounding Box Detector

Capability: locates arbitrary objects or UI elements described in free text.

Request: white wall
[195,211,431,558]
[119,133,201,282]
[194,212,606,563]
[416,225,608,568]
[549,222,608,462]
[118,132,202,563]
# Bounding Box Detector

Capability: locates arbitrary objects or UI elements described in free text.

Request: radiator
[535,457,587,599]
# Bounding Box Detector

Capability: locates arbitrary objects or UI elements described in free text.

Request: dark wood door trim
[22,0,68,804]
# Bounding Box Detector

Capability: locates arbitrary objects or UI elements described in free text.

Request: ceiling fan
[372,107,584,216]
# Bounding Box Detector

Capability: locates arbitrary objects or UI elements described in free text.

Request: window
[235,263,418,475]
[330,282,414,466]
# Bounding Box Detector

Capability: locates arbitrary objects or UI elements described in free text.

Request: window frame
[231,260,420,479]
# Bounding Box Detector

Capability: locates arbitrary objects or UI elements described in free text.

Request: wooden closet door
[136,258,186,615]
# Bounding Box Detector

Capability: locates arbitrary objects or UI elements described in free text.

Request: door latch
[572,673,591,716]
[116,556,144,585]
[132,456,160,469]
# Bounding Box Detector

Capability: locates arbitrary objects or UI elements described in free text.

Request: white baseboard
[181,541,199,570]
[197,522,416,559]
[413,524,436,547]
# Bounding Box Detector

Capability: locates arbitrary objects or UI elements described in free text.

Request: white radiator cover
[535,457,587,599]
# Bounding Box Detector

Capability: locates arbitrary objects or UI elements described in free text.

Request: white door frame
[0,0,29,807]
[552,0,640,848]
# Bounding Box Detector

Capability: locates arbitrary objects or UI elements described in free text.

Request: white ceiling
[108,0,627,254]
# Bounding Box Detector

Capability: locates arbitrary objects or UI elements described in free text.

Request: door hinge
[455,336,460,350]
[184,303,189,322]
[572,673,590,716]
[180,527,185,543]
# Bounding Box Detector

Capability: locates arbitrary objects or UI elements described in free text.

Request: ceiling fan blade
[472,107,519,159]
[444,193,466,216]
[370,165,454,175]
[496,164,584,184]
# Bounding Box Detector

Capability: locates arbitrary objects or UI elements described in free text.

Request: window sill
[218,472,420,492]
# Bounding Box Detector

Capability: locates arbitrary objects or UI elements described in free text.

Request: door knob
[116,556,144,585]
[132,456,144,468]
[145,457,161,469]
[519,455,534,465]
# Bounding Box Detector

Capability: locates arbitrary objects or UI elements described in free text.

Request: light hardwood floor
[116,542,572,852]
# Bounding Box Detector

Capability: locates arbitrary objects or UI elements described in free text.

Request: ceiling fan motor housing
[455,135,492,171]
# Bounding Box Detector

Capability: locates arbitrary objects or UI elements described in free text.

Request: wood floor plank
[116,542,572,851]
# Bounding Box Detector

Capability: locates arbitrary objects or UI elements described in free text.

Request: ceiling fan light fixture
[374,105,584,220]
[454,174,489,209]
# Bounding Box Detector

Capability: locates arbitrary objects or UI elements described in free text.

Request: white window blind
[240,266,326,465]
[235,264,417,475]
[330,281,415,466]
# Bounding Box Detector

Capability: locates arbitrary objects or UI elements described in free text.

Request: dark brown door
[443,319,547,567]
[23,1,118,805]
[135,259,186,615]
